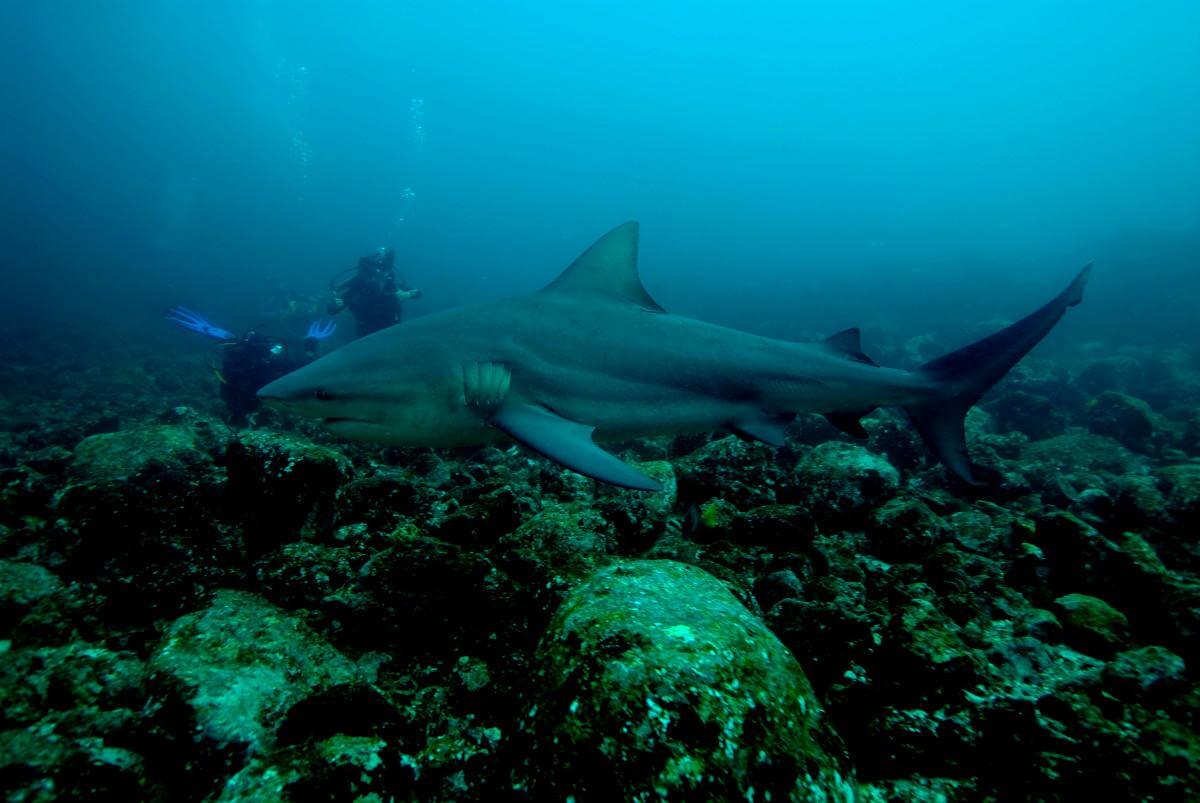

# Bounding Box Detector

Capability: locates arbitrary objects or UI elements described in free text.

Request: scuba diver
[167,307,336,423]
[327,247,421,338]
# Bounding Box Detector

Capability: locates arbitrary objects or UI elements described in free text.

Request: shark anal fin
[490,404,662,491]
[823,328,878,366]
[731,413,793,447]
[462,361,512,413]
[824,409,873,439]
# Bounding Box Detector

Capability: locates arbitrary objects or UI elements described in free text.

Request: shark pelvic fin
[540,221,666,313]
[731,413,793,447]
[490,403,663,491]
[823,328,878,366]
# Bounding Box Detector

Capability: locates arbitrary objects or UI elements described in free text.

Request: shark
[258,222,1090,491]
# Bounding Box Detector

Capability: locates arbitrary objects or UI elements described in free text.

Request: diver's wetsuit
[220,332,316,422]
[329,249,407,338]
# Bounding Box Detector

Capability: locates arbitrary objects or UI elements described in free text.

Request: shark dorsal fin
[823,328,878,366]
[540,221,666,313]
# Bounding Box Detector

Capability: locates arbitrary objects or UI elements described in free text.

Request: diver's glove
[167,307,233,340]
[306,319,337,340]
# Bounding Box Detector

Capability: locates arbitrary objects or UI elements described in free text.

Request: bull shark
[259,222,1090,491]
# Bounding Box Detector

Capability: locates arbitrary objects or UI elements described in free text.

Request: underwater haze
[5,1,1199,344]
[4,2,1200,801]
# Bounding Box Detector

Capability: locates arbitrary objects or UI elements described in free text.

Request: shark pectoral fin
[731,413,793,447]
[824,409,874,439]
[490,404,663,492]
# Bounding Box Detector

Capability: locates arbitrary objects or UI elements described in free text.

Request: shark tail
[904,264,1092,484]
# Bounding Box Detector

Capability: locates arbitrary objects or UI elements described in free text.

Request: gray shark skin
[259,222,1090,491]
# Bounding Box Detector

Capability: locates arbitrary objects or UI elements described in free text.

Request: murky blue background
[4,2,1198,352]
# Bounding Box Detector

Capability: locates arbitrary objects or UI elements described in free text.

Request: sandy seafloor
[1,324,1198,801]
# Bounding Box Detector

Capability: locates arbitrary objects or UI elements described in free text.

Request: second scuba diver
[327,247,421,338]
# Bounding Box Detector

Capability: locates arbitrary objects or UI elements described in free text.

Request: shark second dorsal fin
[823,328,878,366]
[540,221,666,313]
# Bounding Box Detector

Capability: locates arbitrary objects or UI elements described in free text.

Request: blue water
[3,1,1198,348]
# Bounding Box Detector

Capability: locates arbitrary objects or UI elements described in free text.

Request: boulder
[868,496,946,559]
[594,460,678,552]
[0,642,145,726]
[1104,646,1186,698]
[1086,392,1157,451]
[149,590,360,753]
[1160,464,1200,527]
[674,435,784,507]
[986,390,1068,440]
[517,559,853,800]
[1052,593,1130,657]
[217,735,414,802]
[1076,356,1143,397]
[792,442,900,520]
[54,424,232,619]
[70,424,212,484]
[0,560,63,635]
[495,502,615,586]
[225,431,354,550]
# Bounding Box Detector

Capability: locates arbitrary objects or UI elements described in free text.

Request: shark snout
[256,376,294,404]
[256,371,320,408]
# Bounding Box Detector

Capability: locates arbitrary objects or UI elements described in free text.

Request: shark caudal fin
[905,264,1092,484]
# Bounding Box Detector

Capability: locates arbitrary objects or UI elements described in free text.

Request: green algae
[149,589,358,751]
[519,559,852,801]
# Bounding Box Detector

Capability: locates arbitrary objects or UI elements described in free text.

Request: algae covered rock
[496,501,615,585]
[517,559,852,801]
[356,534,521,655]
[1021,431,1147,495]
[867,495,946,559]
[53,423,232,618]
[0,559,63,634]
[149,589,359,753]
[1104,645,1186,698]
[1086,391,1157,450]
[674,435,784,507]
[0,640,150,800]
[986,389,1069,440]
[880,586,987,693]
[0,726,146,803]
[793,442,900,519]
[70,423,213,483]
[1052,593,1131,657]
[595,459,678,551]
[1160,464,1200,526]
[0,641,146,726]
[1076,356,1145,397]
[225,430,354,549]
[217,734,413,802]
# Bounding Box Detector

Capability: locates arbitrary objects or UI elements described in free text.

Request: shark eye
[314,389,334,402]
